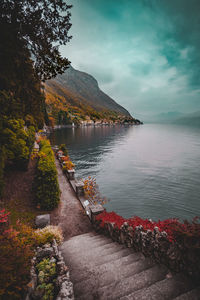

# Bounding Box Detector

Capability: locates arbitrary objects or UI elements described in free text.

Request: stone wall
[54,147,104,219]
[26,239,74,300]
[93,219,200,278]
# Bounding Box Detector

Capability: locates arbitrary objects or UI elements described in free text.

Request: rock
[36,247,54,260]
[32,286,45,299]
[35,214,50,228]
[57,281,74,299]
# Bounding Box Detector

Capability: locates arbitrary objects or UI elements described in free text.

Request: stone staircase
[61,232,200,300]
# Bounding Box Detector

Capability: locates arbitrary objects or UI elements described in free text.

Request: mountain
[44,65,142,126]
[45,65,131,116]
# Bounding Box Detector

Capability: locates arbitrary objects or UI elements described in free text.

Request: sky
[61,0,200,119]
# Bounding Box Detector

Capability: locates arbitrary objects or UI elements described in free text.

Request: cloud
[61,0,200,118]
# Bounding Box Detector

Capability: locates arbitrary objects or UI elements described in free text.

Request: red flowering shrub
[96,211,199,243]
[171,217,200,248]
[0,208,10,224]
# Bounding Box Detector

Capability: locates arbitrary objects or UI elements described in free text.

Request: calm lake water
[50,124,200,221]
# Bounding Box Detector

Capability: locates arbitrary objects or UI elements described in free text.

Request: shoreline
[44,122,143,133]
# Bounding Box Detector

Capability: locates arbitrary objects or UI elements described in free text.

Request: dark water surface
[50,124,200,221]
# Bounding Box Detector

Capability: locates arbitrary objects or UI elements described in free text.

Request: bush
[36,258,56,300]
[34,139,60,210]
[58,144,68,156]
[0,222,35,299]
[63,160,75,170]
[34,225,63,246]
[0,146,6,197]
[1,118,36,171]
[0,211,64,299]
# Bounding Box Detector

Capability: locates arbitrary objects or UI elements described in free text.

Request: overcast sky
[61,0,200,119]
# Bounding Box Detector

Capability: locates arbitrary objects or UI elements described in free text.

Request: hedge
[34,139,60,210]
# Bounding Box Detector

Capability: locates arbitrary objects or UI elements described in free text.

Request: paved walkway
[51,159,93,240]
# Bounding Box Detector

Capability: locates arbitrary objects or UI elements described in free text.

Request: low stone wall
[53,148,104,219]
[92,219,200,278]
[26,239,74,300]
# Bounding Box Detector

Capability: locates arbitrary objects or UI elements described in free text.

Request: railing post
[67,169,75,181]
[75,181,85,197]
[89,204,104,223]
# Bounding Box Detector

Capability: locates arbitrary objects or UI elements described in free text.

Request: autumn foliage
[83,176,107,205]
[96,211,200,244]
[0,213,34,299]
[0,209,63,299]
[0,208,10,224]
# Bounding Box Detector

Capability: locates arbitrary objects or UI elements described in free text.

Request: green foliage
[34,139,60,210]
[59,144,68,156]
[1,118,34,171]
[37,258,56,282]
[0,114,36,196]
[36,258,56,300]
[0,0,72,81]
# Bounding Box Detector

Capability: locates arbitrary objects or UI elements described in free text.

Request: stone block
[35,214,50,228]
[67,169,75,180]
[90,204,104,222]
[75,181,84,196]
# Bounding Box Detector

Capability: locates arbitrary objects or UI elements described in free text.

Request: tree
[0,0,72,196]
[0,0,72,81]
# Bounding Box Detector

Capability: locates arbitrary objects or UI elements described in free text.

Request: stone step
[70,231,98,239]
[61,240,131,267]
[68,238,115,252]
[61,235,115,253]
[119,273,196,300]
[72,232,110,242]
[173,286,200,300]
[63,231,109,242]
[73,257,155,296]
[69,248,133,274]
[71,251,144,284]
[95,264,168,300]
[61,232,199,300]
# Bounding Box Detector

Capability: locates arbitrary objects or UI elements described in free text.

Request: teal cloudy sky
[61,0,200,118]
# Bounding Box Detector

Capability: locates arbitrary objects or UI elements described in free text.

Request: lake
[50,124,200,221]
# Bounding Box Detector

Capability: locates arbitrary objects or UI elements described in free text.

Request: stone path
[53,159,200,299]
[51,159,93,240]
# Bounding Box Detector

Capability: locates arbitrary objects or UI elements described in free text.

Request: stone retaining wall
[53,147,104,220]
[26,239,74,300]
[92,219,200,278]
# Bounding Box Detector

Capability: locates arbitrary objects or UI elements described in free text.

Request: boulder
[35,214,50,228]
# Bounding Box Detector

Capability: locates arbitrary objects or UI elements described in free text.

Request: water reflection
[50,125,133,177]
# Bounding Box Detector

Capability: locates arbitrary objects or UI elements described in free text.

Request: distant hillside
[44,66,142,126]
[46,65,130,116]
